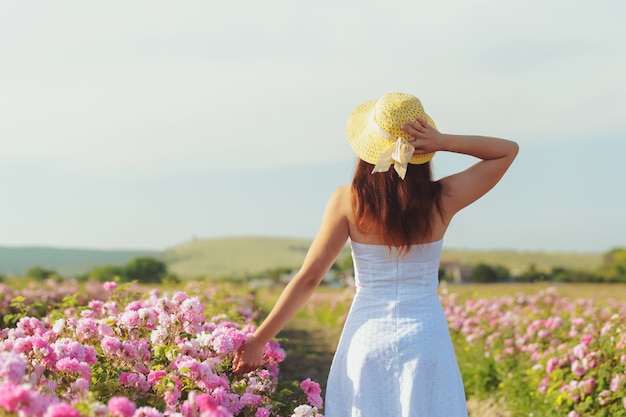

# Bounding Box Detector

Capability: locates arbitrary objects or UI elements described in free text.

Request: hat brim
[346,99,436,165]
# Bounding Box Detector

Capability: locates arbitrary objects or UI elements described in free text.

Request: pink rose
[0,383,30,412]
[44,403,80,417]
[300,378,323,408]
[546,357,559,375]
[108,396,137,417]
[571,360,586,378]
[579,378,595,395]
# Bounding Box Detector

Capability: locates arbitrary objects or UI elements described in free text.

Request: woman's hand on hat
[401,117,443,155]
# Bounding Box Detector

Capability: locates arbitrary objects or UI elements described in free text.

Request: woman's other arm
[232,186,350,374]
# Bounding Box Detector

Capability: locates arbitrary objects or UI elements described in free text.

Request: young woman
[233,92,519,417]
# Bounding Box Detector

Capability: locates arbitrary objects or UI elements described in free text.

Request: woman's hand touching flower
[232,335,265,374]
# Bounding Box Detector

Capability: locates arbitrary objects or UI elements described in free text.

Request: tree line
[445,247,626,284]
[19,257,179,284]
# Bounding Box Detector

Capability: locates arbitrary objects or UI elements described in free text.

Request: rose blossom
[44,403,80,417]
[0,352,27,383]
[108,396,137,417]
[292,404,315,417]
[300,378,323,408]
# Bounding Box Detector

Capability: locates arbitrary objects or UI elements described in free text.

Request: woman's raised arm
[402,117,519,217]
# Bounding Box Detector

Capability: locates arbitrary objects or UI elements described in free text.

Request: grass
[440,281,626,303]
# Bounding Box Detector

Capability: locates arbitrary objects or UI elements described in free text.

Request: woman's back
[349,239,443,296]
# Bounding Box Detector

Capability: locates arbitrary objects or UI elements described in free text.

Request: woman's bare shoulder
[328,185,351,210]
[334,184,351,196]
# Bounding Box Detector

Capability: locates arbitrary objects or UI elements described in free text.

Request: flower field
[0,280,323,417]
[3,279,626,417]
[281,284,626,417]
[441,285,626,417]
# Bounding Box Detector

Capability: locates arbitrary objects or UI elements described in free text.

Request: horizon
[0,234,616,255]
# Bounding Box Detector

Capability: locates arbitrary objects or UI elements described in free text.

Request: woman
[233,92,519,416]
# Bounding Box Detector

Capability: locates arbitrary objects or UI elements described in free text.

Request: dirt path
[276,317,341,394]
[276,317,510,417]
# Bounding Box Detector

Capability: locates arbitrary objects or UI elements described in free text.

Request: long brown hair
[351,159,444,252]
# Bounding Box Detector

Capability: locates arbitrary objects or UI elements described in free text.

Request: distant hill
[163,237,604,279]
[440,248,603,276]
[0,238,604,279]
[162,237,352,279]
[0,247,159,277]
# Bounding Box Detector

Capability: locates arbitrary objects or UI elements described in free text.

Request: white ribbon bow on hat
[372,137,415,179]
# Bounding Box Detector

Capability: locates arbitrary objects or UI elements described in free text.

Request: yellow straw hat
[346,92,436,169]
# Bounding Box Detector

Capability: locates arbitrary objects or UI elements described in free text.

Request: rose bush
[0,281,324,417]
[442,287,626,416]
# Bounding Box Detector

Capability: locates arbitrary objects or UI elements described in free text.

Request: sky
[0,0,625,253]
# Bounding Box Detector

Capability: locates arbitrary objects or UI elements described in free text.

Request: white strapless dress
[325,239,468,417]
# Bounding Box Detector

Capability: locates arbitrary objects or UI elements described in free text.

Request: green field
[439,281,626,302]
[162,237,352,279]
[164,237,604,279]
[440,248,603,275]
